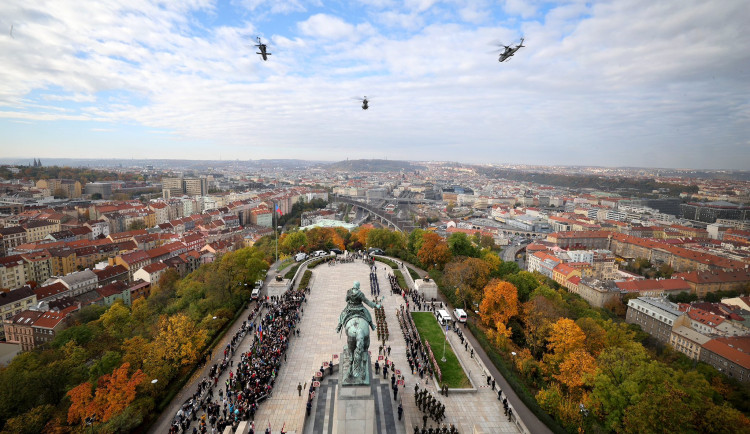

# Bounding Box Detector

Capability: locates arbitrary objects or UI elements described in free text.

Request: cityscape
[1,1,750,434]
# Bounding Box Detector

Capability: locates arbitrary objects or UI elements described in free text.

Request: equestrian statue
[336,281,380,386]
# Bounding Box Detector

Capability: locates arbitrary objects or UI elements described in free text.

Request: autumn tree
[521,295,564,358]
[91,362,146,422]
[67,382,94,425]
[479,280,518,344]
[417,232,452,269]
[280,230,307,253]
[146,313,207,372]
[543,318,586,380]
[444,257,491,310]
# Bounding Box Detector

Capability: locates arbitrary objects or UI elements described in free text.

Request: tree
[417,232,452,269]
[444,257,491,310]
[543,318,587,380]
[555,349,596,393]
[98,301,132,341]
[521,295,564,358]
[2,404,55,434]
[128,220,146,231]
[505,271,541,302]
[280,231,307,253]
[479,280,519,345]
[146,313,207,371]
[480,235,496,250]
[91,362,146,422]
[479,280,515,325]
[407,229,426,256]
[53,188,68,198]
[447,232,480,257]
[66,382,94,425]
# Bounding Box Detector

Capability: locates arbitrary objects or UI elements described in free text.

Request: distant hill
[326,159,425,172]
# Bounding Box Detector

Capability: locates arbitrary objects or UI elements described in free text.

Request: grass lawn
[411,312,471,388]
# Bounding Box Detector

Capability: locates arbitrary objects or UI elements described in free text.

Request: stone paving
[252,259,519,434]
[158,259,520,433]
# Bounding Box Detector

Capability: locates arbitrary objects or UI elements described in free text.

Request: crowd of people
[397,305,435,381]
[170,291,305,434]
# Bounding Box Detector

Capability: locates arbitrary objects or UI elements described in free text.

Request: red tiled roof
[703,337,750,369]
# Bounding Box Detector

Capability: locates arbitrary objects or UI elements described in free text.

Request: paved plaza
[153,259,521,433]
[254,259,519,434]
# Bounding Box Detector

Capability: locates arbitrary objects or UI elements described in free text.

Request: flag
[259,324,263,341]
[275,204,282,215]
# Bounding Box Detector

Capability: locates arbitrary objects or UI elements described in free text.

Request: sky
[0,0,748,169]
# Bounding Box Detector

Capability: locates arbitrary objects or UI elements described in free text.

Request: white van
[294,252,308,262]
[313,250,327,257]
[251,287,261,300]
[436,309,452,326]
[453,308,467,323]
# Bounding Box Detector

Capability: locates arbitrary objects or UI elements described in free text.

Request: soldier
[414,426,420,434]
[423,414,428,429]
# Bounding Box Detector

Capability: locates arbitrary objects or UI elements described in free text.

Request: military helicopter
[494,37,525,62]
[353,96,369,110]
[254,36,271,61]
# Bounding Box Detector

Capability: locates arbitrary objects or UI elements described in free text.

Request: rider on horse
[336,281,378,333]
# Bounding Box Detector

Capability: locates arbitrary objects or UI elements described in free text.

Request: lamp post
[441,324,448,363]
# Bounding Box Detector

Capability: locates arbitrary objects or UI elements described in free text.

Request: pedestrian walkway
[255,259,518,433]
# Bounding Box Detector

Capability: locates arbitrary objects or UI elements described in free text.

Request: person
[423,414,428,429]
[306,400,312,416]
[398,402,403,420]
[486,376,491,386]
[375,360,380,374]
[297,382,302,397]
[492,378,496,390]
[393,383,398,400]
[470,348,474,358]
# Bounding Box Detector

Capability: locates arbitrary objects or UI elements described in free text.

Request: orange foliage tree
[67,362,146,424]
[67,382,94,425]
[543,318,587,379]
[479,279,518,343]
[417,232,452,270]
[92,362,146,422]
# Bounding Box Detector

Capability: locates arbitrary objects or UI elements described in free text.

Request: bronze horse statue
[336,281,380,385]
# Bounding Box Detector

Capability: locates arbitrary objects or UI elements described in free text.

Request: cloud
[0,0,747,169]
[297,14,357,40]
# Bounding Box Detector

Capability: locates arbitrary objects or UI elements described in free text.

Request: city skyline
[1,0,749,169]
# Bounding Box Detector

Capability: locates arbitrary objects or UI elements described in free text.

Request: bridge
[331,195,418,232]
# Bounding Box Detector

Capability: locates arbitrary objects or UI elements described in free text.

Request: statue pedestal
[415,279,438,300]
[333,385,376,434]
[340,350,371,386]
[334,351,376,433]
[266,278,289,299]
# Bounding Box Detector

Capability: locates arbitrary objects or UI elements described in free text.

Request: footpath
[387,257,553,434]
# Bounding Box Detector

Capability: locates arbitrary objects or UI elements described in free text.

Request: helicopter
[353,96,369,110]
[254,36,271,61]
[494,37,525,62]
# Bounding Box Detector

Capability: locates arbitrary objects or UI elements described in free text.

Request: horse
[342,315,371,385]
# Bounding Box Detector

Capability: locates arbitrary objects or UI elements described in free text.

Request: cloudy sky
[1,0,748,169]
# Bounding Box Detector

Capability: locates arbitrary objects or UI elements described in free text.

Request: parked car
[294,252,308,262]
[313,250,327,257]
[330,248,343,255]
[367,248,384,255]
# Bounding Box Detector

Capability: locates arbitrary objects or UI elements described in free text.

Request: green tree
[447,232,480,258]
